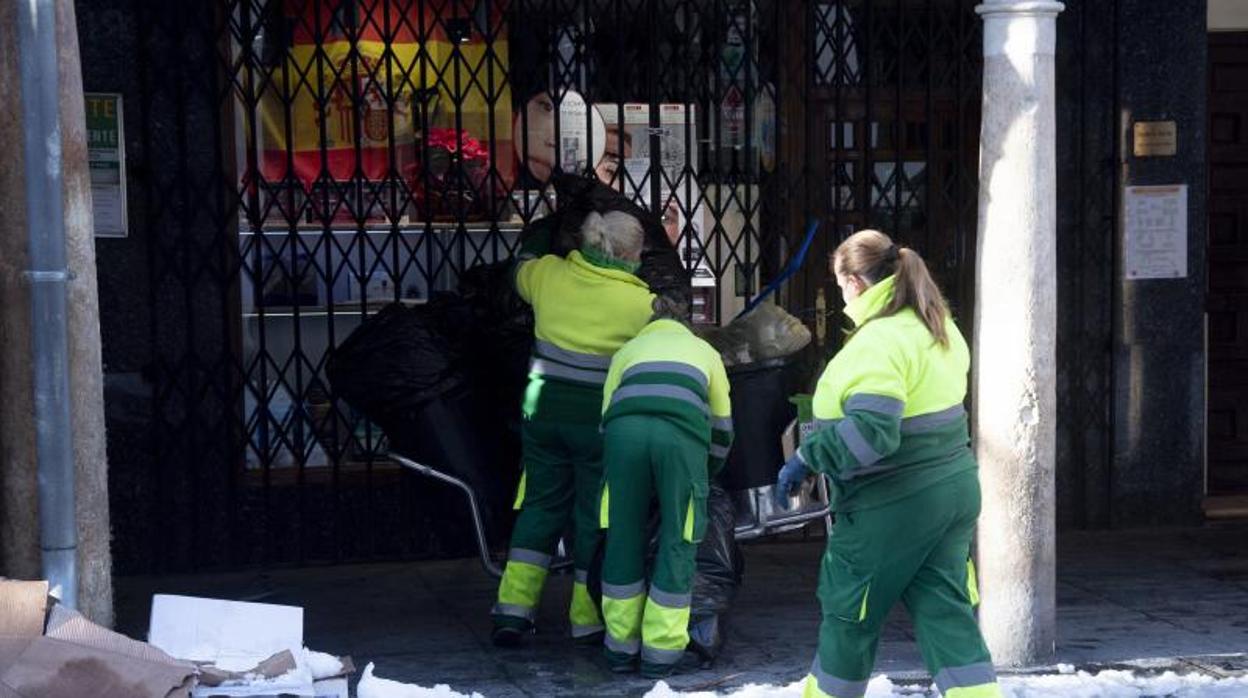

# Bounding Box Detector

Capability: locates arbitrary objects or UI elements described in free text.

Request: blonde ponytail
[888,247,949,347]
[832,229,951,348]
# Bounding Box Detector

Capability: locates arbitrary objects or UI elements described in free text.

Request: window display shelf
[242,299,425,319]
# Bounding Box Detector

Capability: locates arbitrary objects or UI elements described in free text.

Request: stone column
[0,0,113,626]
[972,0,1063,667]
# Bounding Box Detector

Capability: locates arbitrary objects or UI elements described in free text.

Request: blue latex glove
[773,454,810,511]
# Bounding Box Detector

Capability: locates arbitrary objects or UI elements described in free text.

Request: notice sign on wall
[86,93,127,237]
[1124,184,1187,280]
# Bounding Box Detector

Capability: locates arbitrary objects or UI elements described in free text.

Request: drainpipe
[17,0,78,609]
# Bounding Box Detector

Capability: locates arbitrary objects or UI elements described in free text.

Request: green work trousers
[804,469,1002,698]
[599,415,708,671]
[493,417,605,638]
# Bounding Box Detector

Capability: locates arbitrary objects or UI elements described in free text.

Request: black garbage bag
[686,483,744,663]
[326,294,521,546]
[457,261,534,414]
[325,298,469,436]
[525,174,691,305]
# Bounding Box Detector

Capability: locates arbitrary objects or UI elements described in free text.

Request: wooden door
[1208,33,1248,495]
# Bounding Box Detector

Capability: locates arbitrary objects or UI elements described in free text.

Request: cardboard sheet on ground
[0,581,195,697]
[0,581,47,637]
[0,636,194,698]
[147,595,315,696]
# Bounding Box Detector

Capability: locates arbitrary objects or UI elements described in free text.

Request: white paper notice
[1124,184,1187,280]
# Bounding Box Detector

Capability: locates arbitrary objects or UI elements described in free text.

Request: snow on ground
[302,647,345,679]
[348,667,1248,698]
[641,670,1248,698]
[357,662,486,698]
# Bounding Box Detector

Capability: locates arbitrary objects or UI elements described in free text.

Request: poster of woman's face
[595,124,633,186]
[514,91,605,183]
[662,201,682,247]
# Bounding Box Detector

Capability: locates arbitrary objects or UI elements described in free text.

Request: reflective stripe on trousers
[601,580,645,655]
[492,548,552,620]
[802,656,869,698]
[640,587,691,665]
[936,662,1001,697]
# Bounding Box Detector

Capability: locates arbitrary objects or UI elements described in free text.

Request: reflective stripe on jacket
[798,275,976,510]
[602,319,733,472]
[515,250,655,387]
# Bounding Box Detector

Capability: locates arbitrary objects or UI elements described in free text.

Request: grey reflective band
[648,586,692,609]
[492,602,536,621]
[609,384,709,414]
[605,634,640,655]
[571,623,604,638]
[534,340,612,369]
[602,580,646,599]
[814,418,840,432]
[621,361,709,389]
[844,393,905,417]
[934,662,997,692]
[809,657,869,698]
[836,419,883,466]
[508,548,553,568]
[709,443,730,459]
[641,645,686,665]
[530,358,607,385]
[901,404,967,434]
[575,568,590,584]
[712,416,734,432]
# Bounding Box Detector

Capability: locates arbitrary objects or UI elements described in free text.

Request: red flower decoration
[426,128,490,164]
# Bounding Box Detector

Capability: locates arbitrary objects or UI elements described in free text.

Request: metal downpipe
[17,0,78,608]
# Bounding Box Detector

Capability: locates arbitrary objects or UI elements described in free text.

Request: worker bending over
[598,294,733,678]
[774,229,1001,698]
[492,211,655,647]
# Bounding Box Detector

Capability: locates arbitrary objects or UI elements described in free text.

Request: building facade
[68,0,1240,575]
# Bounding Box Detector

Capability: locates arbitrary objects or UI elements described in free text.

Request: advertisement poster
[597,103,712,283]
[599,103,698,210]
[514,90,606,183]
[86,93,127,237]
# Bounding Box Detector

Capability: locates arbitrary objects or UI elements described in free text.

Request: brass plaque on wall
[1133,121,1178,157]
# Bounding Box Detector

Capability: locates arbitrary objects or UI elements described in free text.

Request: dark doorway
[1208,32,1248,498]
[786,0,983,353]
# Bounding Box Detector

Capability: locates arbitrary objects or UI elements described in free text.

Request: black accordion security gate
[117,0,984,572]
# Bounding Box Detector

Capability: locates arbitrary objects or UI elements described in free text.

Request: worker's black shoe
[491,617,534,648]
[604,649,638,674]
[640,660,675,680]
[573,629,605,647]
[640,652,702,679]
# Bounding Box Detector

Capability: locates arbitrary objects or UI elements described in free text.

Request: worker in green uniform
[774,229,1002,698]
[597,294,733,678]
[491,210,656,647]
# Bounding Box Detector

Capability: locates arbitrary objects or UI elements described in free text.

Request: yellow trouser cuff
[945,683,1004,698]
[602,592,644,642]
[497,560,548,608]
[802,673,842,698]
[570,581,601,626]
[641,593,691,652]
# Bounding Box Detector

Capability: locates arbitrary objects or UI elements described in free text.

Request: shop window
[223,0,783,471]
